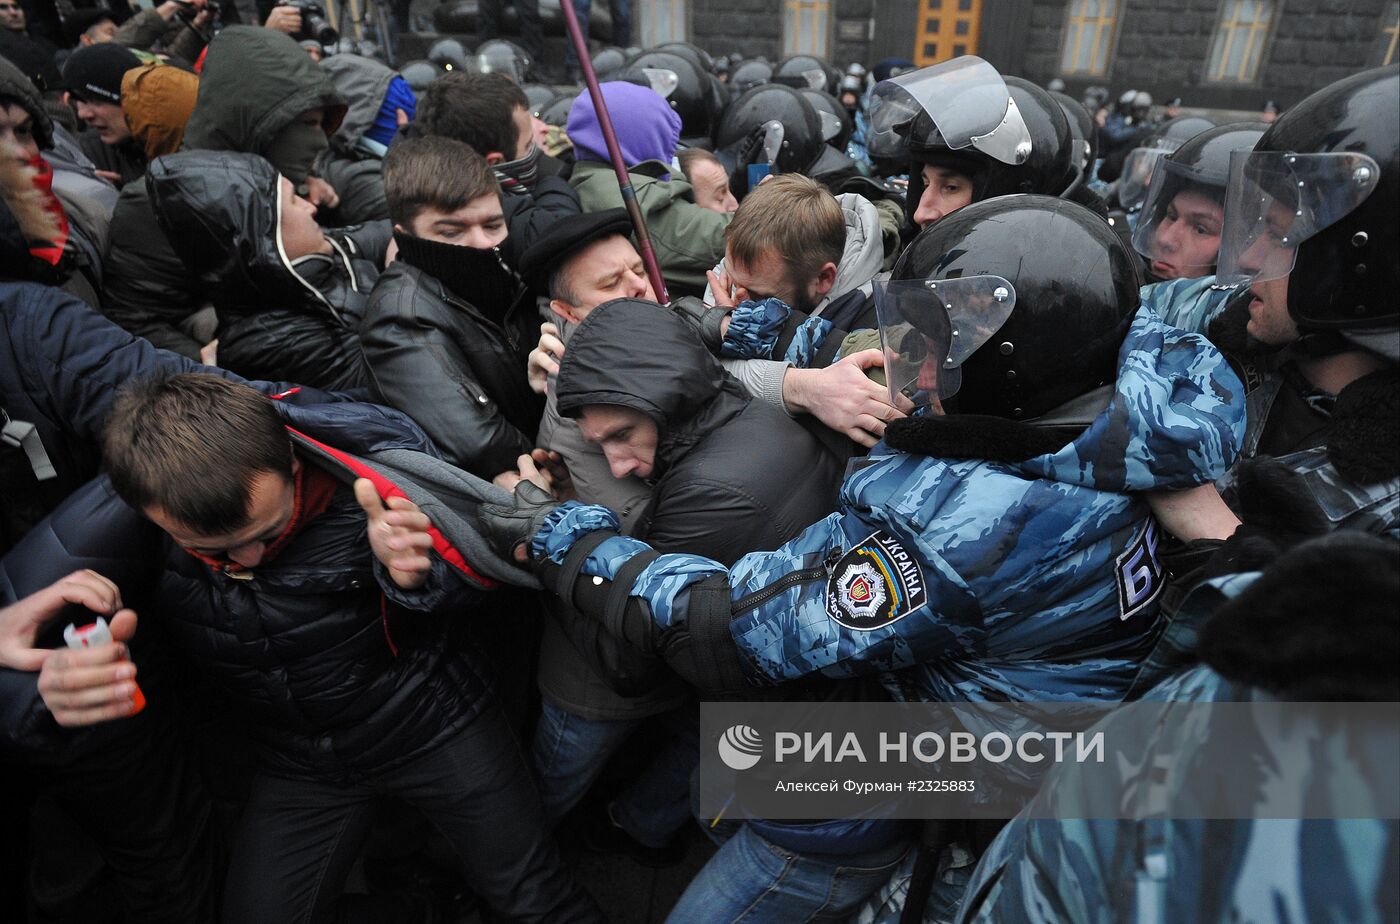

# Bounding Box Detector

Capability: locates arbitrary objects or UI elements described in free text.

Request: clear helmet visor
[799,67,826,90]
[713,119,786,175]
[1116,147,1172,211]
[1216,150,1381,285]
[639,67,680,100]
[762,120,785,164]
[874,274,1017,411]
[867,56,1030,165]
[468,53,527,84]
[1131,160,1227,278]
[817,109,844,142]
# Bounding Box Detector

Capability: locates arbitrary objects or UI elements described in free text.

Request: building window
[914,0,981,65]
[1378,2,1400,66]
[783,0,831,58]
[1059,0,1120,76]
[639,0,687,46]
[1206,0,1275,83]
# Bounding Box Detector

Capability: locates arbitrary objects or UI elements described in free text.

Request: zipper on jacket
[732,547,843,617]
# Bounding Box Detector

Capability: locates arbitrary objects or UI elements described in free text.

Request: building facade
[650,0,1398,109]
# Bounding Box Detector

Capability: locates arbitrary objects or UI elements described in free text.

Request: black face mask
[393,231,522,320]
[264,119,329,185]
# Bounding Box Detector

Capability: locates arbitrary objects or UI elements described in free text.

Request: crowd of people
[1,3,1397,922]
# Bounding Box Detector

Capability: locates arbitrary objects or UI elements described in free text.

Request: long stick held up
[558,0,670,302]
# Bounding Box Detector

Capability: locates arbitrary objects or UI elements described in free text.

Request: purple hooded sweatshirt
[567,81,682,179]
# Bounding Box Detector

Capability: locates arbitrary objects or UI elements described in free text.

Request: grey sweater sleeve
[720,357,793,416]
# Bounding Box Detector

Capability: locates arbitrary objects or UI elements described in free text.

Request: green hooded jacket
[569,159,730,298]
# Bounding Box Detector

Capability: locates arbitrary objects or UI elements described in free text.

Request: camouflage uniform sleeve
[530,498,979,686]
[1139,277,1236,335]
[720,298,838,367]
[1018,302,1247,492]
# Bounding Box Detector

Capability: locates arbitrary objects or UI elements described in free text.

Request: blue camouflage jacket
[955,572,1400,924]
[1142,277,1400,538]
[532,302,1245,709]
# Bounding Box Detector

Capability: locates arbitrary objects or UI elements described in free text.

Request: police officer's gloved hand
[478,481,560,565]
[733,123,768,173]
[670,296,728,353]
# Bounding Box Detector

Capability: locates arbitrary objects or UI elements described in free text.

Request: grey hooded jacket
[317,54,396,224]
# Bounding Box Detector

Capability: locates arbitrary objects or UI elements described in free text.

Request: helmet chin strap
[1288,329,1357,361]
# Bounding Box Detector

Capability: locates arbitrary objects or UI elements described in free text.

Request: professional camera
[277,0,338,45]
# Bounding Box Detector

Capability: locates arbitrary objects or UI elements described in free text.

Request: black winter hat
[62,42,142,104]
[516,208,633,282]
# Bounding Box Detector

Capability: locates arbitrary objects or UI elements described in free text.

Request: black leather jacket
[146,150,382,390]
[360,260,545,480]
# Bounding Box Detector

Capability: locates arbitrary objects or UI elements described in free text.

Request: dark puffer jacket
[147,150,380,390]
[556,298,849,547]
[100,26,346,357]
[2,398,497,779]
[0,191,338,553]
[547,298,849,692]
[360,259,544,480]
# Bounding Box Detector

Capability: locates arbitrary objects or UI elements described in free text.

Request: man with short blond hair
[705,172,899,447]
[724,173,847,312]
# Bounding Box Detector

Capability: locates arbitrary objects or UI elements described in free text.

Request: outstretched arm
[480,488,968,696]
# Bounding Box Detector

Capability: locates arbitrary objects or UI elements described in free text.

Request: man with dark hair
[67,8,117,47]
[62,42,146,186]
[22,372,602,924]
[677,148,737,214]
[410,69,580,276]
[362,135,544,481]
[0,0,61,91]
[416,71,556,195]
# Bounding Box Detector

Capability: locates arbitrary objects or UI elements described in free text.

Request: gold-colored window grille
[1059,0,1120,76]
[1206,0,1275,83]
[783,0,831,58]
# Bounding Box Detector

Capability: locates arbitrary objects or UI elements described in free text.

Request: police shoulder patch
[825,530,928,631]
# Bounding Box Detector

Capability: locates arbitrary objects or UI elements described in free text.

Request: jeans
[564,0,632,67]
[222,702,601,924]
[531,699,695,848]
[666,824,911,923]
